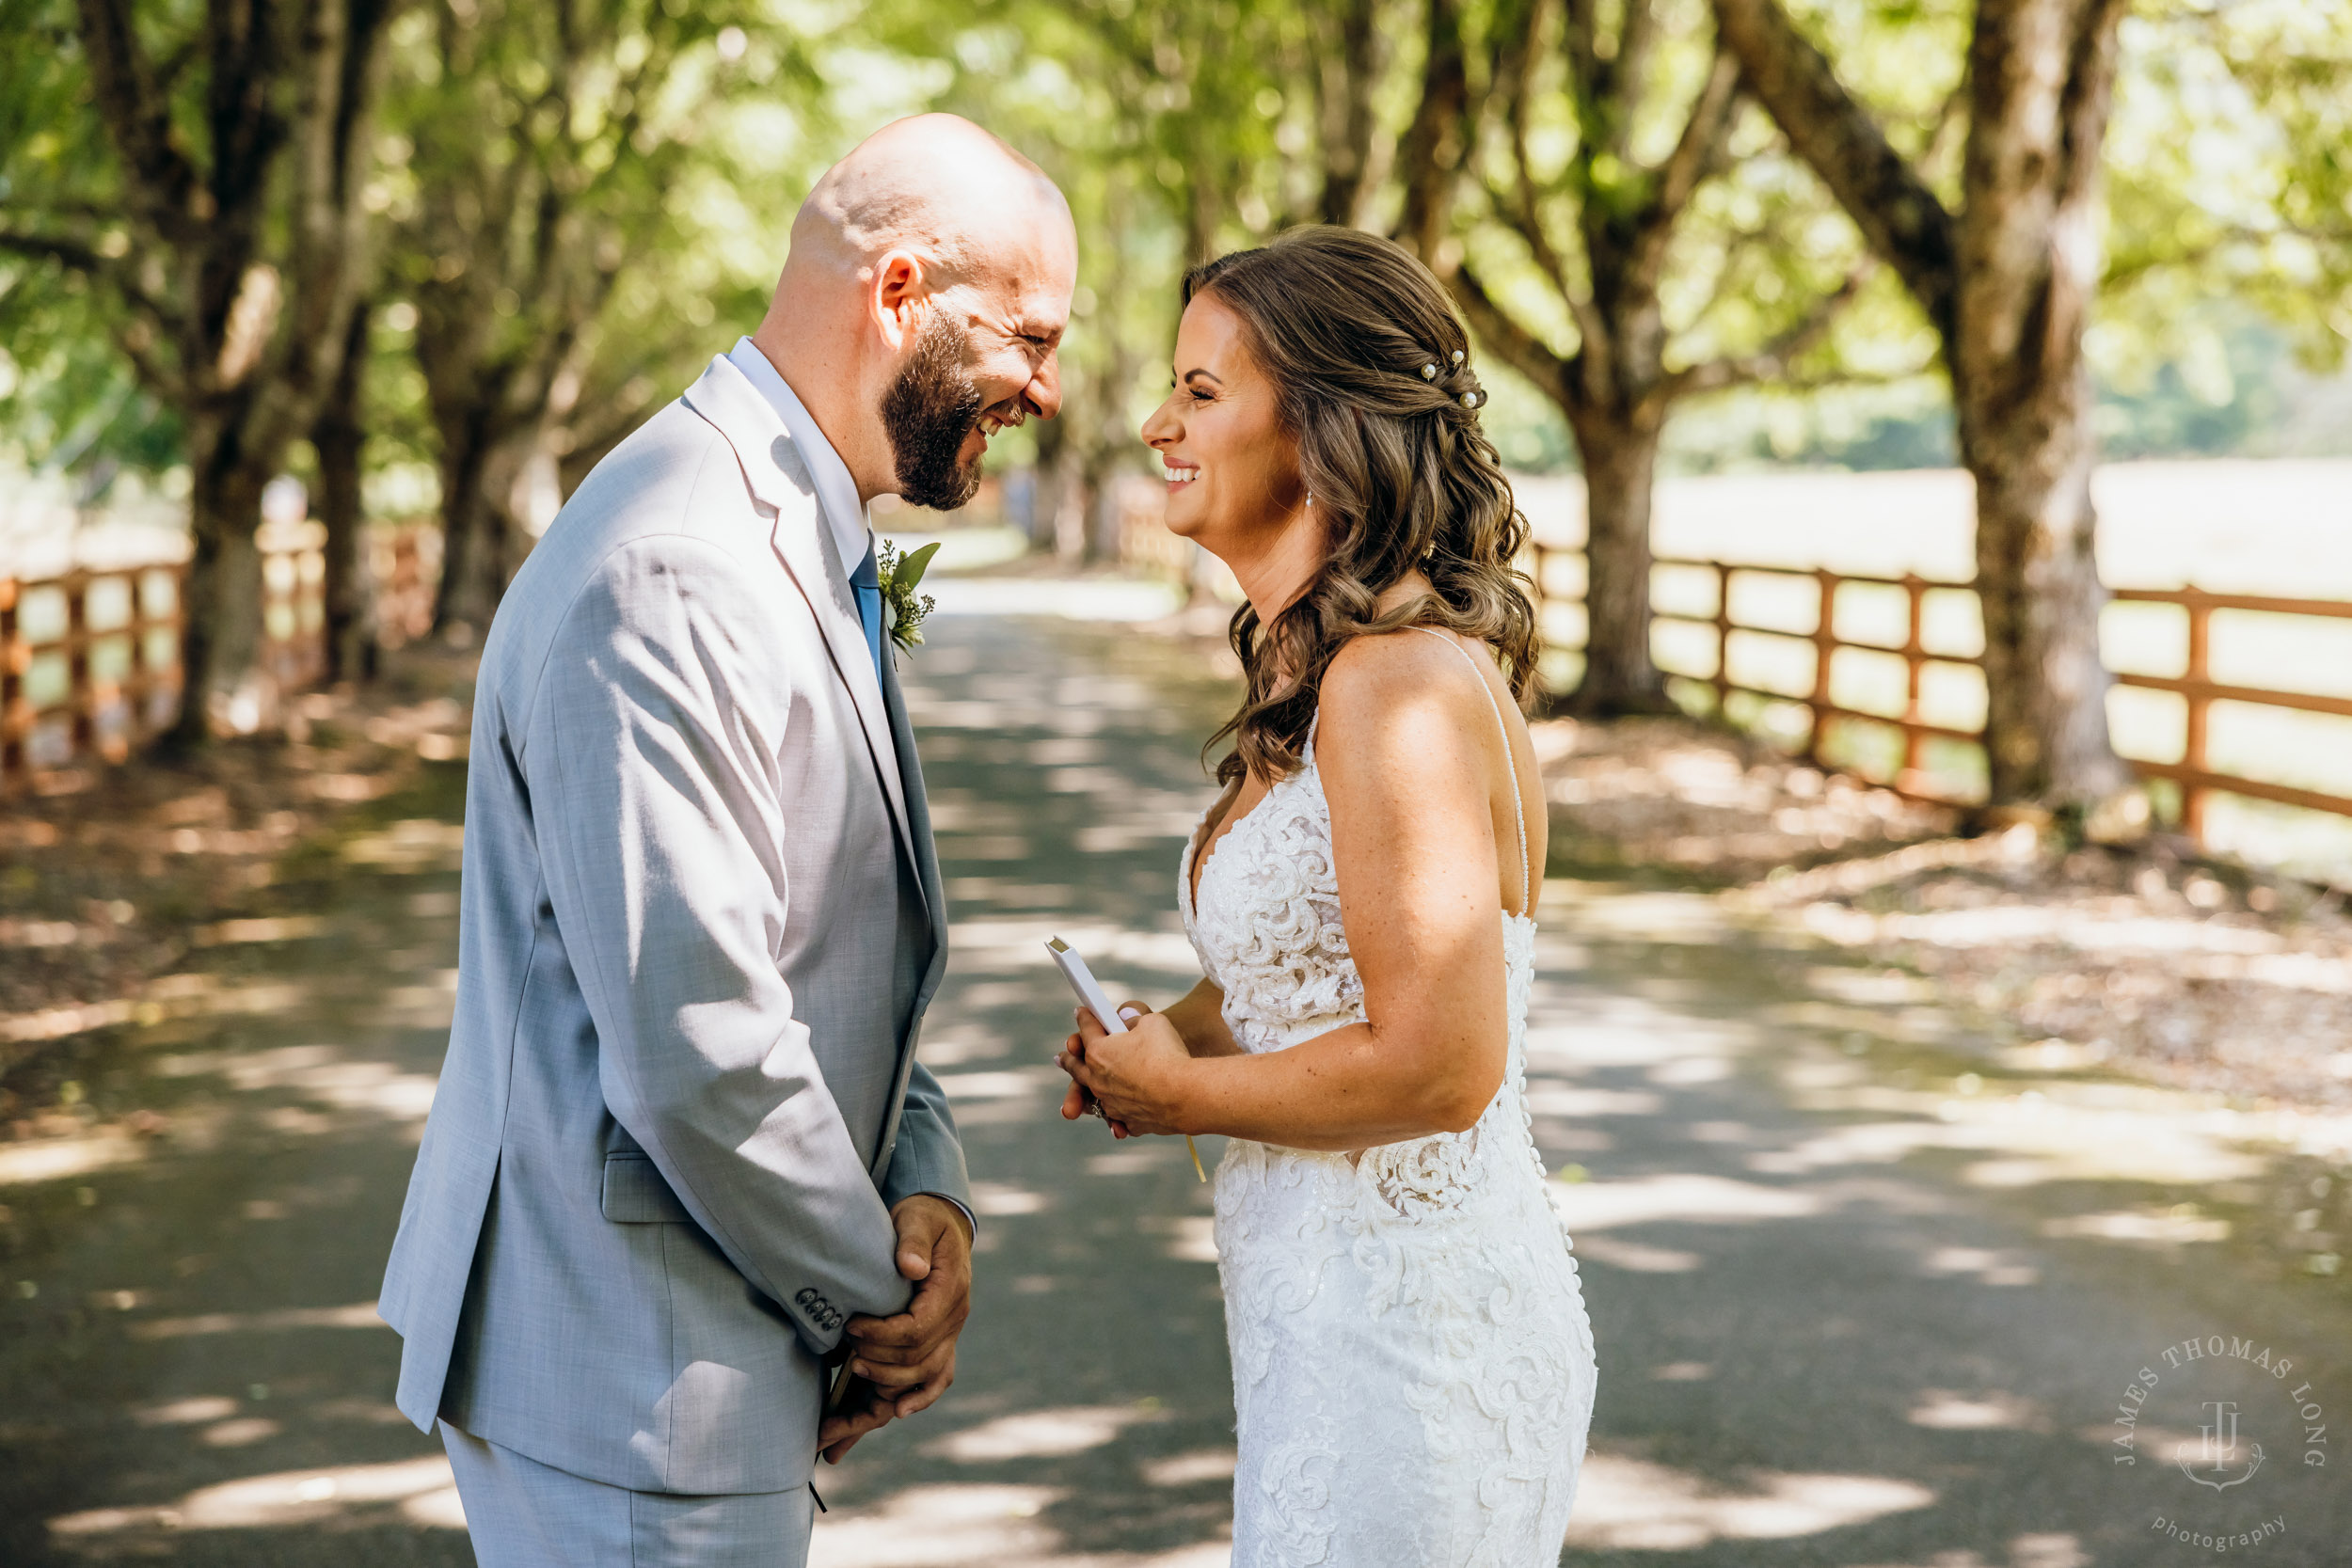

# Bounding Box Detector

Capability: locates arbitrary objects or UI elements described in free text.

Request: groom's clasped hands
[819,998,1188,1467]
[815,1195,976,1465]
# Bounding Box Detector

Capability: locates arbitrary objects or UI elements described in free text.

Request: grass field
[1514,459,2352,884]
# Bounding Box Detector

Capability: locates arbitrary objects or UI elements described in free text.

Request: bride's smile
[1141,292,1320,614]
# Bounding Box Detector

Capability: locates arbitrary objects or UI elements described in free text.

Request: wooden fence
[2106,585,2352,838]
[0,562,187,780]
[0,522,437,789]
[1529,545,2352,843]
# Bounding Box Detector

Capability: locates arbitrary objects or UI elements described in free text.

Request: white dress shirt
[726,337,870,573]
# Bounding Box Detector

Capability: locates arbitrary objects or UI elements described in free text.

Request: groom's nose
[1021,353,1063,421]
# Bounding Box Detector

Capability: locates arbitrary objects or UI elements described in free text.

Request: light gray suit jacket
[379,353,967,1496]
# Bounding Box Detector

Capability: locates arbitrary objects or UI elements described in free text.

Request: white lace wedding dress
[1180,630,1598,1567]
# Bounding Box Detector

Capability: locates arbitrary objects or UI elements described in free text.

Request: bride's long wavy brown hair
[1186,226,1540,788]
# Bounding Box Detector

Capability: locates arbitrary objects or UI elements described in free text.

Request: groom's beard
[882,310,987,512]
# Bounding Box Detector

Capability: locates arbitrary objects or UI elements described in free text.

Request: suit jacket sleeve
[531,534,910,1354]
[878,1059,971,1215]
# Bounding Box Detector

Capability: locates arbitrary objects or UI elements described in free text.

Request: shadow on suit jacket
[377,353,967,1495]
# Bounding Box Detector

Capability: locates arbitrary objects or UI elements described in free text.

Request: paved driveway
[2,610,2344,1566]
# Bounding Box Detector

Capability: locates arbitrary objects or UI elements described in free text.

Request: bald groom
[379,117,1077,1566]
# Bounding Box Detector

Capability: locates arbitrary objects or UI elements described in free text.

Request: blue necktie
[850,536,885,683]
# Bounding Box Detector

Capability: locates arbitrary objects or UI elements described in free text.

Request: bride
[1055,226,1597,1566]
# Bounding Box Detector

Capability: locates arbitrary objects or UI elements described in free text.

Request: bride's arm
[1066,634,1513,1151]
[1155,979,1242,1058]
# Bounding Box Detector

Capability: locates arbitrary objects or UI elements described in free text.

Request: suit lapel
[771,508,923,889]
[683,353,945,1181]
[869,646,951,1180]
[880,647,948,953]
[680,356,922,893]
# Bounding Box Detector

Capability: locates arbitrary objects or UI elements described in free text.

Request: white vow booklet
[1046,936,1205,1181]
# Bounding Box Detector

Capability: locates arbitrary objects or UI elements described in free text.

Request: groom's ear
[868,249,930,351]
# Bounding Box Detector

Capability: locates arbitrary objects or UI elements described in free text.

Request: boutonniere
[876,539,940,653]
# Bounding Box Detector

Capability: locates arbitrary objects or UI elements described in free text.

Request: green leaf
[897,540,943,590]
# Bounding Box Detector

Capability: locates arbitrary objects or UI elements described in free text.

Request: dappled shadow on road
[1,668,479,1566]
[6,616,2350,1568]
[794,618,2352,1568]
[1525,883,2351,1567]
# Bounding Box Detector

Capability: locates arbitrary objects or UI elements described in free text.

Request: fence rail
[0,521,437,790]
[0,563,187,779]
[2104,585,2352,836]
[1529,544,2352,844]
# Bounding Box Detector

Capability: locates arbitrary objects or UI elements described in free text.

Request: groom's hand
[838,1196,973,1419]
[815,1369,898,1465]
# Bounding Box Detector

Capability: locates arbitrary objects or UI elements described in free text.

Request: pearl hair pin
[1421,363,1437,380]
[1452,349,1465,365]
[1460,391,1478,408]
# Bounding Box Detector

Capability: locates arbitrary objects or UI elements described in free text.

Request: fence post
[66,572,93,764]
[1711,562,1731,717]
[92,575,129,764]
[385,527,424,647]
[131,570,158,741]
[1901,574,1927,790]
[2183,589,2211,845]
[131,566,173,744]
[1,576,21,784]
[301,542,326,687]
[1808,568,1837,764]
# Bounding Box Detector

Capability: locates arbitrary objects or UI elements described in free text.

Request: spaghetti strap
[1407,626,1533,919]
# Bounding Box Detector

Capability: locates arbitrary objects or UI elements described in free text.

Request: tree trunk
[1085,453,1123,565]
[1053,455,1091,564]
[313,306,376,684]
[1565,408,1673,717]
[166,438,268,750]
[1952,0,2131,809]
[1957,365,2124,805]
[1393,0,1470,262]
[1029,419,1067,554]
[1708,0,2130,813]
[52,0,393,751]
[1314,0,1383,227]
[431,412,503,640]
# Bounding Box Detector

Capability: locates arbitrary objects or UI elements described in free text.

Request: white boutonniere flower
[876,539,940,653]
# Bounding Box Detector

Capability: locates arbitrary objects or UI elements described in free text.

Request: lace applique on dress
[1182,635,1598,1567]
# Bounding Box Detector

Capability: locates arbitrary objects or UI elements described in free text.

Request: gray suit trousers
[441,1422,816,1568]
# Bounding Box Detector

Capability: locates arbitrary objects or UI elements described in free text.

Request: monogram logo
[2177,1400,2265,1492]
[2109,1328,2329,1554]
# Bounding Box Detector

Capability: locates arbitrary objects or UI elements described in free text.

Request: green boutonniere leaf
[897,541,941,591]
[875,538,940,654]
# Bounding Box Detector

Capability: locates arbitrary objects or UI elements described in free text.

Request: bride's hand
[1058,1007,1192,1136]
[1057,999,1149,1136]
[1056,1069,1133,1136]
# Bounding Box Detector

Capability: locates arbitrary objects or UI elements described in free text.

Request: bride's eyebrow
[1181,369,1223,388]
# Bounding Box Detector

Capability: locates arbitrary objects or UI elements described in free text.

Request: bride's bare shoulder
[1316,628,1499,769]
